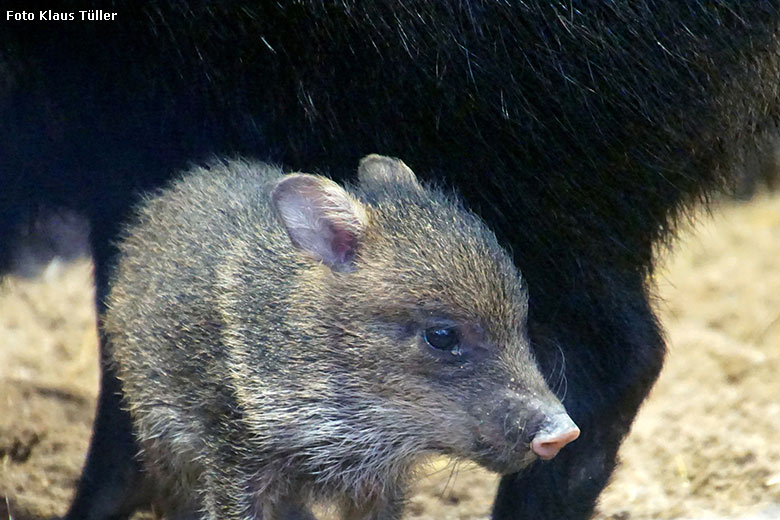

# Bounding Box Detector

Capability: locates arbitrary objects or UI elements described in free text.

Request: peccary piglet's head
[269,155,579,476]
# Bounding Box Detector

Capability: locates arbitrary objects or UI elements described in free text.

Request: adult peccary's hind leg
[65,218,152,520]
[64,341,151,520]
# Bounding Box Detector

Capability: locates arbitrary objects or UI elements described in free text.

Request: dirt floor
[1,194,779,520]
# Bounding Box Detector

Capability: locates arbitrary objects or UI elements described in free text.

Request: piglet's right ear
[358,154,422,192]
[271,174,367,272]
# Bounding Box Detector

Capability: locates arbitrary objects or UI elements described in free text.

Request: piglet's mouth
[469,438,541,475]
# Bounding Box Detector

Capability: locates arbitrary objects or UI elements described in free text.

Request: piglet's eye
[423,327,460,352]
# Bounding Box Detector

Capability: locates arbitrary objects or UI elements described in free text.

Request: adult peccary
[2,3,780,519]
[105,155,580,519]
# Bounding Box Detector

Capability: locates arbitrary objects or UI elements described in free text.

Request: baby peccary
[106,155,580,520]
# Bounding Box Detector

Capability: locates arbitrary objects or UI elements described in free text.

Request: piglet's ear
[358,154,422,191]
[272,174,367,272]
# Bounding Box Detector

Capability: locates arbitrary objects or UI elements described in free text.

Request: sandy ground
[1,194,779,520]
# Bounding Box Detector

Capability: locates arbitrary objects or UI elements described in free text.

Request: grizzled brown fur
[105,155,576,519]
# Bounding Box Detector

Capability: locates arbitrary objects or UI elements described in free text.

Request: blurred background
[1,163,779,520]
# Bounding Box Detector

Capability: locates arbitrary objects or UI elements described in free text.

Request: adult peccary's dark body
[106,156,579,519]
[1,2,779,519]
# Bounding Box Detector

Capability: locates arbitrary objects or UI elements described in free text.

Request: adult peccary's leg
[64,221,150,520]
[64,335,150,520]
[493,273,665,519]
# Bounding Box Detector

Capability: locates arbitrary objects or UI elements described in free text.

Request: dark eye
[423,327,461,353]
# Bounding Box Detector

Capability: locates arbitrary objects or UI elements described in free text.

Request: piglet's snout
[530,413,580,460]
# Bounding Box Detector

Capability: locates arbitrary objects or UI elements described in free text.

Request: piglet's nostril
[530,425,580,460]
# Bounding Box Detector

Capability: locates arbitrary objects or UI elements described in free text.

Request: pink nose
[531,426,580,460]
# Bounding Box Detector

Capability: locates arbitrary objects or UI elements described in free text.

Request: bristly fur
[2,3,779,519]
[106,157,568,519]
